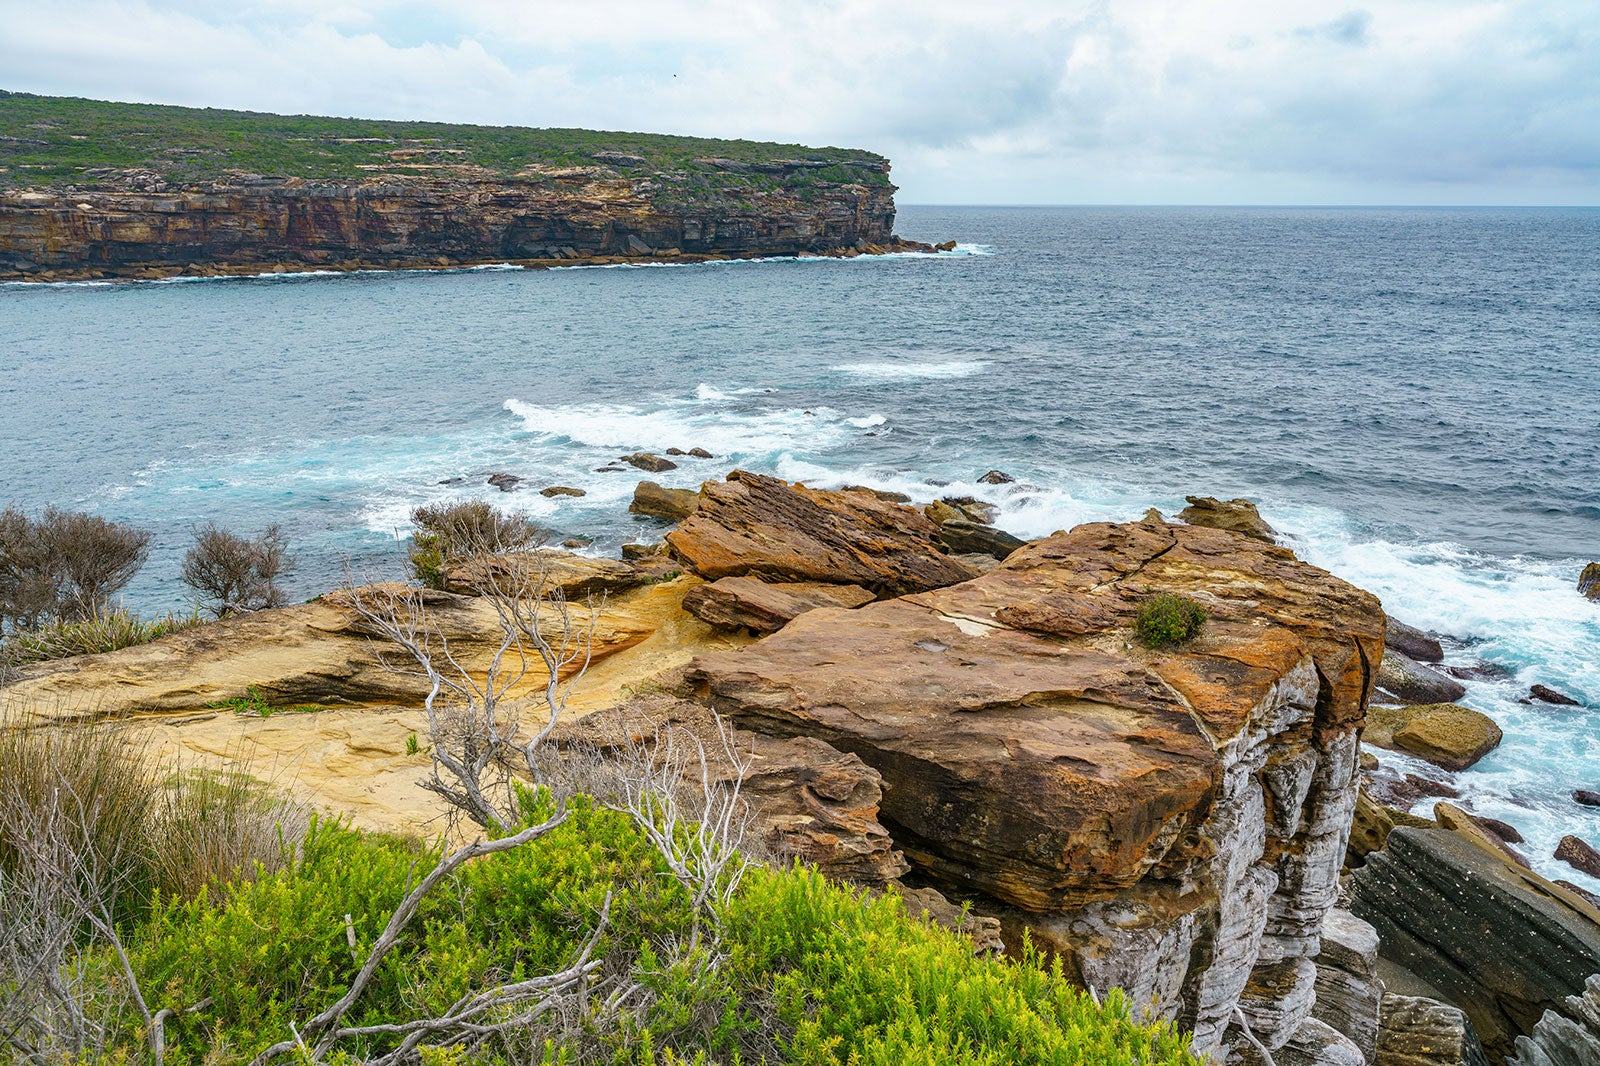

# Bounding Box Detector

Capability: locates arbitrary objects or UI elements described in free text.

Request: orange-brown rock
[686,518,1385,1056]
[1179,495,1278,542]
[681,576,875,634]
[665,471,979,595]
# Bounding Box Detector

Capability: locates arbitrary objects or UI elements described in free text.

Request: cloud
[1,0,1596,203]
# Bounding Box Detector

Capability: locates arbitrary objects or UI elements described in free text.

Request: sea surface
[3,205,1598,889]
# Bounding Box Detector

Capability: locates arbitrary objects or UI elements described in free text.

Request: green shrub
[0,605,201,666]
[407,501,544,589]
[205,685,324,717]
[1133,594,1207,649]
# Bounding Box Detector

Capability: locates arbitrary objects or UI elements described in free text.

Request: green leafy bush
[1133,594,1207,649]
[0,605,200,666]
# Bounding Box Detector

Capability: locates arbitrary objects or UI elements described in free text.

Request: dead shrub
[181,522,293,617]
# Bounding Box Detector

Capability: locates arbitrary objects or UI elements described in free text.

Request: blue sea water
[2,205,1598,888]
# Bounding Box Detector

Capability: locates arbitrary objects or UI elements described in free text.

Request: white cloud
[1,0,1595,203]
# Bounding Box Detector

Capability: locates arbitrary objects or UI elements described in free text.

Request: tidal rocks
[486,472,522,491]
[1364,703,1504,771]
[936,518,1028,561]
[686,518,1385,1059]
[1526,685,1581,707]
[1378,651,1469,705]
[681,576,874,634]
[1388,617,1446,663]
[1553,836,1600,879]
[1177,495,1277,542]
[1509,974,1600,1066]
[1578,563,1600,601]
[665,471,979,595]
[1351,825,1600,1062]
[621,452,677,473]
[540,485,586,498]
[1377,994,1491,1066]
[629,480,701,522]
[978,469,1015,484]
[1574,791,1600,808]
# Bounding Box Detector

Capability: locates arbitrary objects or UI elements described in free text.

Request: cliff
[0,92,917,280]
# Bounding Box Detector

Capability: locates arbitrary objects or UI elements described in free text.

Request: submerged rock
[1364,703,1503,771]
[1177,495,1277,542]
[687,519,1384,1058]
[1527,684,1581,707]
[486,472,522,491]
[680,576,874,634]
[666,471,979,595]
[540,485,586,498]
[1377,650,1468,705]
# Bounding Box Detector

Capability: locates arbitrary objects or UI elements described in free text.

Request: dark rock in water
[1579,562,1600,601]
[629,480,700,522]
[978,469,1015,485]
[665,447,686,456]
[486,472,521,491]
[1177,494,1276,542]
[539,485,586,498]
[1406,773,1461,799]
[437,476,469,486]
[1377,650,1468,705]
[937,518,1026,561]
[1573,790,1600,807]
[1526,684,1581,706]
[1474,816,1525,845]
[941,496,997,524]
[621,452,677,473]
[681,576,874,634]
[1554,835,1600,879]
[594,465,628,473]
[560,537,593,549]
[688,447,714,459]
[1351,825,1600,1063]
[1364,703,1502,772]
[665,470,978,594]
[1377,994,1491,1066]
[842,485,911,503]
[1387,616,1446,663]
[1441,660,1514,681]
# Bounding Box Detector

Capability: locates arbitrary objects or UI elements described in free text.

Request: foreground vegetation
[0,92,891,208]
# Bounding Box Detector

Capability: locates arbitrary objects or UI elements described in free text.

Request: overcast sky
[3,0,1597,204]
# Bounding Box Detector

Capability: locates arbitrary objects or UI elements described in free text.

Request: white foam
[832,360,991,380]
[848,413,887,428]
[502,397,858,457]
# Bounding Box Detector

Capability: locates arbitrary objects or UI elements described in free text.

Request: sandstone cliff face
[686,518,1386,1062]
[0,165,899,280]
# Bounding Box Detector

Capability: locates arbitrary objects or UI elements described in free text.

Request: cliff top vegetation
[0,91,891,195]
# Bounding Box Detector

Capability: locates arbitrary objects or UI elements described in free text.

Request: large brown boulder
[680,576,873,634]
[1578,563,1600,601]
[665,471,980,595]
[1365,703,1504,772]
[1178,495,1277,542]
[686,518,1385,1057]
[630,480,700,522]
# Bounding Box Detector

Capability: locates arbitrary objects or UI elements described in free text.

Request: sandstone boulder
[1377,994,1491,1066]
[1378,650,1468,705]
[1364,703,1503,771]
[1178,495,1277,542]
[1579,563,1600,601]
[687,518,1385,1058]
[1388,617,1446,663]
[1352,825,1600,1062]
[680,576,873,634]
[630,480,701,522]
[665,471,979,595]
[923,499,965,525]
[540,485,586,498]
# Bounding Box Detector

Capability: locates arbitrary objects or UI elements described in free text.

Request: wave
[832,360,991,380]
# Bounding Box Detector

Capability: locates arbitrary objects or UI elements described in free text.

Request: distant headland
[0,92,943,281]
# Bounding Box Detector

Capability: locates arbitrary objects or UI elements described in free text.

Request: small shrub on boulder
[1135,593,1207,648]
[407,500,544,589]
[182,523,293,617]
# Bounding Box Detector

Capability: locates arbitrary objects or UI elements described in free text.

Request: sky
[2,0,1597,205]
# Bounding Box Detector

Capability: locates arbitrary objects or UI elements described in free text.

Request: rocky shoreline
[4,475,1597,1066]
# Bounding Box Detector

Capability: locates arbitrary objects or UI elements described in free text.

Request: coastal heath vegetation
[406,500,545,590]
[1134,593,1208,649]
[181,522,294,618]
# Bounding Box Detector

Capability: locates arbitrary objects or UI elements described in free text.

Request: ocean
[3,205,1598,889]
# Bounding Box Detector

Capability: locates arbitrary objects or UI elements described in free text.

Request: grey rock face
[1376,650,1468,705]
[1386,617,1446,663]
[1377,994,1490,1066]
[1314,908,1384,1061]
[1508,974,1600,1066]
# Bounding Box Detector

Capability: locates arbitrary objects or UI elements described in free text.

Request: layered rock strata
[685,517,1386,1061]
[0,168,905,281]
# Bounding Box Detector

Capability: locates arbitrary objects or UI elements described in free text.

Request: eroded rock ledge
[684,516,1386,1061]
